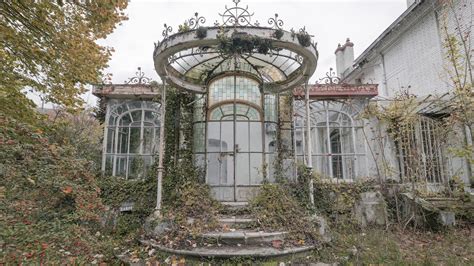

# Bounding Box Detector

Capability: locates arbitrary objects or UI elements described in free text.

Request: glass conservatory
[151,0,318,202]
[93,1,377,206]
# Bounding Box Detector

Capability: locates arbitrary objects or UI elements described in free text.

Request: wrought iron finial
[219,0,254,27]
[125,67,152,85]
[318,67,340,85]
[299,26,308,35]
[162,24,172,38]
[268,13,284,30]
[187,12,206,30]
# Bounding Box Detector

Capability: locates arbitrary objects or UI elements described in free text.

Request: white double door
[206,117,263,202]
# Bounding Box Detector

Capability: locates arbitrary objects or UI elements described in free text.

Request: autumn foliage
[0,1,128,121]
[0,116,108,263]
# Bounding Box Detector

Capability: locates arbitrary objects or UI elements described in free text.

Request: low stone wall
[352,191,387,228]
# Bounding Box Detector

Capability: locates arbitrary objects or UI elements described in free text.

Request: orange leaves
[62,186,73,194]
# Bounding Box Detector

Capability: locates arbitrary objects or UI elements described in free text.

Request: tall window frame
[294,100,368,180]
[395,115,446,184]
[103,100,161,179]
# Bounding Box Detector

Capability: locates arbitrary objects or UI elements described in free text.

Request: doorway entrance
[206,76,264,201]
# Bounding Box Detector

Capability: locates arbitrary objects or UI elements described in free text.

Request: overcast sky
[78,0,408,107]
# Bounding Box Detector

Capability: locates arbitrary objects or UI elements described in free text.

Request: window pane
[115,156,127,177]
[143,127,154,154]
[220,121,234,152]
[106,127,115,153]
[128,156,145,179]
[118,127,129,154]
[250,154,263,184]
[250,122,262,152]
[235,153,250,185]
[129,127,141,153]
[144,110,160,125]
[207,122,220,152]
[235,122,249,152]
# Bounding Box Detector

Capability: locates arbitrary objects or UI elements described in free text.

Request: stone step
[220,201,251,215]
[142,239,316,258]
[218,215,255,229]
[201,230,287,245]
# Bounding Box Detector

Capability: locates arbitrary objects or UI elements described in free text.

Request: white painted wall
[337,0,473,186]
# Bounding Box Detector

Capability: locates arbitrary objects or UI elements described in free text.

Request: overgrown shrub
[0,115,114,264]
[158,181,221,249]
[195,26,207,39]
[250,183,320,245]
[313,176,376,228]
[98,176,157,240]
[47,109,103,169]
[217,31,273,56]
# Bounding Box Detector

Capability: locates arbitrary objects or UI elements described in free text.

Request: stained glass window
[209,104,260,121]
[208,76,261,106]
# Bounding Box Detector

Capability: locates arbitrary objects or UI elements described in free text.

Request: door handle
[219,152,234,158]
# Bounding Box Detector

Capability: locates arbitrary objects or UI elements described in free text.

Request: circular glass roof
[153,2,318,93]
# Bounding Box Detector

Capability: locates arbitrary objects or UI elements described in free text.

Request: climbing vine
[217,30,273,56]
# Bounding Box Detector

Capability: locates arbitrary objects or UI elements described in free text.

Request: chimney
[335,38,355,78]
[335,44,345,77]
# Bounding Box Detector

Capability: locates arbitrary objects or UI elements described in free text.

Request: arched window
[209,103,261,121]
[104,100,161,179]
[208,76,261,106]
[294,100,367,180]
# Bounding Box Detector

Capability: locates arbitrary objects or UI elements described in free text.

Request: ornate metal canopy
[153,0,319,93]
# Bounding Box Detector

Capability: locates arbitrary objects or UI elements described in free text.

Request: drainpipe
[381,53,389,97]
[155,78,167,217]
[304,79,314,206]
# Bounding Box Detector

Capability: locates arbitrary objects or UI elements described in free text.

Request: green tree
[0,0,128,122]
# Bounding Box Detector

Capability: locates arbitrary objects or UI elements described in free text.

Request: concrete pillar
[304,80,314,206]
[155,80,167,217]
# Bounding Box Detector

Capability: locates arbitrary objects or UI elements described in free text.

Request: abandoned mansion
[93,0,473,205]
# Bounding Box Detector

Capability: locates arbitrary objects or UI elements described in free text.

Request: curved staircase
[142,202,330,258]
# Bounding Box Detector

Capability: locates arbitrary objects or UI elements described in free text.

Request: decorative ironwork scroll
[268,13,284,30]
[125,67,152,84]
[318,68,341,85]
[219,0,254,27]
[293,84,379,99]
[187,12,206,30]
[162,24,172,38]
